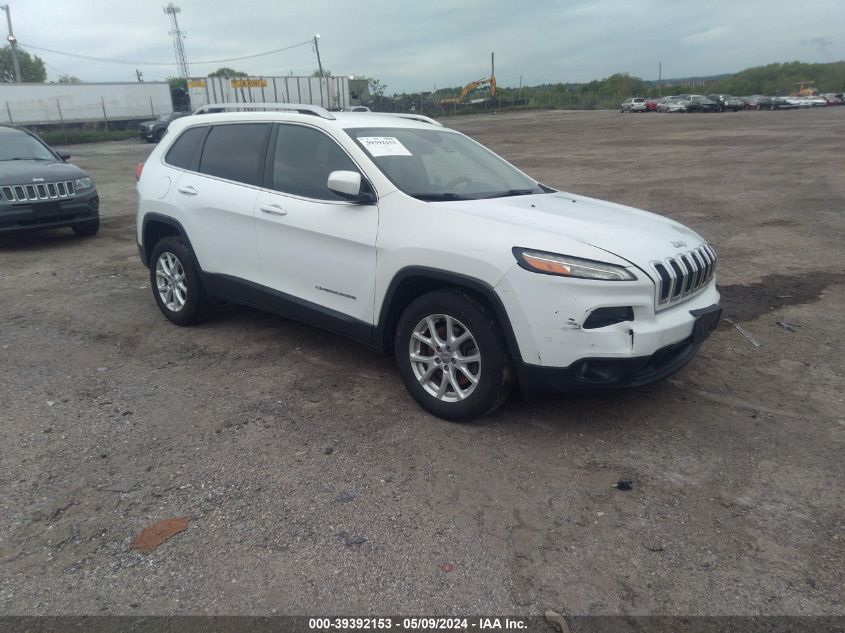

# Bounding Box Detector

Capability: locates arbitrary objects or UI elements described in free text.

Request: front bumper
[495,263,721,389]
[138,128,156,140]
[516,304,720,394]
[0,189,99,233]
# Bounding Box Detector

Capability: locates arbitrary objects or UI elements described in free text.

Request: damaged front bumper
[496,264,721,393]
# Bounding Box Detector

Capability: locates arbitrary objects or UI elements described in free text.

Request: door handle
[177,185,198,196]
[260,204,287,216]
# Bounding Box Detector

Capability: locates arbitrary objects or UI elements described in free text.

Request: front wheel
[149,236,211,326]
[394,289,513,422]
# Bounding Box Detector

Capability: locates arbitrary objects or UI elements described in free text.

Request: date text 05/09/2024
[307,617,528,630]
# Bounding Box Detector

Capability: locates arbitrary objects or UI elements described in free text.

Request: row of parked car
[621,93,843,113]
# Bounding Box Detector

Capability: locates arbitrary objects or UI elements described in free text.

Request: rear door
[254,123,378,325]
[173,122,271,283]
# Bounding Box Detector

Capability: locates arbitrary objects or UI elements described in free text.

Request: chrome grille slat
[650,244,717,310]
[1,181,76,202]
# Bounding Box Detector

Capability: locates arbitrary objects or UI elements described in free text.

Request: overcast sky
[9,0,844,91]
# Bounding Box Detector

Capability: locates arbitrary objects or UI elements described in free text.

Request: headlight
[74,176,93,191]
[513,247,636,281]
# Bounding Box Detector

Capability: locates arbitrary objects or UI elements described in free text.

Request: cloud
[9,0,845,91]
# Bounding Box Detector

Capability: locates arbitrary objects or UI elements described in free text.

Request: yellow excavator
[440,53,497,105]
[440,76,497,104]
[794,81,818,97]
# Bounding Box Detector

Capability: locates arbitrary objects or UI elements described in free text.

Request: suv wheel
[394,289,512,421]
[149,236,210,325]
[71,217,99,237]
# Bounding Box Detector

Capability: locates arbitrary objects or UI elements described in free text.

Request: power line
[17,39,314,67]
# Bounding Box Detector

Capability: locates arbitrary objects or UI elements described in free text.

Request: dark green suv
[0,125,99,236]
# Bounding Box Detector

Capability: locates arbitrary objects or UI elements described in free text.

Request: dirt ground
[0,109,842,617]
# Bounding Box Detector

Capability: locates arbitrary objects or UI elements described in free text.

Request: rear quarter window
[164,126,207,169]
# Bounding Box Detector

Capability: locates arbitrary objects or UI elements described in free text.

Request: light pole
[313,34,323,76]
[1,4,22,83]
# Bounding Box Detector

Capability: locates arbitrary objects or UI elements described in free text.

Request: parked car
[784,96,810,108]
[801,96,829,107]
[743,95,794,110]
[680,95,719,113]
[620,98,647,113]
[136,104,720,421]
[644,98,659,112]
[138,111,192,143]
[707,94,744,112]
[341,106,371,112]
[0,125,99,236]
[822,93,843,105]
[657,97,687,113]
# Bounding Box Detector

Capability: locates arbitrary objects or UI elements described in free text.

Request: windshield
[344,127,547,201]
[157,113,173,122]
[0,130,55,161]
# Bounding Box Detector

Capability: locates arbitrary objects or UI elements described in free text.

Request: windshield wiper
[482,188,539,199]
[2,157,50,161]
[411,193,472,201]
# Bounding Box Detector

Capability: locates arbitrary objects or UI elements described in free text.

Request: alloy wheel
[155,251,187,312]
[409,314,481,402]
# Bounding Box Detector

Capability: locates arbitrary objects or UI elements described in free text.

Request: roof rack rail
[191,103,336,120]
[379,113,443,127]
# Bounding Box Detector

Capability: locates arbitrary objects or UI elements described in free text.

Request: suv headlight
[74,176,93,191]
[513,247,636,281]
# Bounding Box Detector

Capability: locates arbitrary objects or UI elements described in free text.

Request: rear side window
[164,126,206,169]
[199,123,270,186]
[270,124,358,200]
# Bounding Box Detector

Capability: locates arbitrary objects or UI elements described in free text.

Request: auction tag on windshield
[358,136,412,157]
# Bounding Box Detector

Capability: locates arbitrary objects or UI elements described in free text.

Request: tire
[152,130,164,143]
[149,236,211,326]
[394,289,513,422]
[71,217,99,237]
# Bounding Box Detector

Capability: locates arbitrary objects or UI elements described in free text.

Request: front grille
[651,244,716,308]
[1,180,75,203]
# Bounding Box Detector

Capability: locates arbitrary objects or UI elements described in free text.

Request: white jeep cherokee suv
[136,104,720,421]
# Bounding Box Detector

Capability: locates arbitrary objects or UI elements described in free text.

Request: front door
[254,123,379,325]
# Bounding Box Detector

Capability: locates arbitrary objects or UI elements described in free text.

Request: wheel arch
[375,266,523,362]
[140,213,194,268]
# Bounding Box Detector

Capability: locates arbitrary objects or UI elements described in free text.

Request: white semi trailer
[187,75,351,111]
[0,82,174,125]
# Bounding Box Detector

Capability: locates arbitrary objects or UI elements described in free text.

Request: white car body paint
[137,111,719,372]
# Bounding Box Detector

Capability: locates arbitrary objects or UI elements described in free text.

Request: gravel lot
[1,109,843,617]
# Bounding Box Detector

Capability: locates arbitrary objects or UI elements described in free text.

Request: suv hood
[443,191,706,268]
[0,159,87,185]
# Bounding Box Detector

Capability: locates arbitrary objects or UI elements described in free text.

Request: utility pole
[164,3,190,79]
[313,34,323,76]
[1,4,22,83]
[136,68,143,82]
[658,61,662,97]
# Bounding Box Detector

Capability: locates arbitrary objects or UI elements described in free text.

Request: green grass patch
[37,129,138,146]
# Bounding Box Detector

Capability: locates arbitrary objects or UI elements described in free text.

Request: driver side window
[271,124,359,201]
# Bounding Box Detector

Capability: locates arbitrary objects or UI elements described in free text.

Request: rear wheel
[394,289,513,422]
[149,236,211,326]
[71,217,99,237]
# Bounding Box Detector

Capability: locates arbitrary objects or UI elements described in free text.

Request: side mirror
[327,170,375,204]
[56,150,71,161]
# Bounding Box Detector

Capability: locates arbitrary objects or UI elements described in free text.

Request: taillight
[135,162,144,181]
